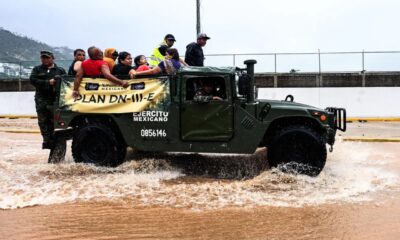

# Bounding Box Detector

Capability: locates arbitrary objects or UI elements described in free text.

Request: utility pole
[196,0,201,35]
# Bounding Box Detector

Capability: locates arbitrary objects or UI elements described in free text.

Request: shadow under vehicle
[50,60,346,176]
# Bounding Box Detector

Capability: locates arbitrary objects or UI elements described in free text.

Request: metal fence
[1,50,400,79]
[0,60,71,79]
[205,50,400,73]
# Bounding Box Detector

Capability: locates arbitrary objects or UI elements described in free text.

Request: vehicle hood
[258,99,324,112]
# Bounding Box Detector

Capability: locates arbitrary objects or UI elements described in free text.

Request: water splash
[0,142,398,210]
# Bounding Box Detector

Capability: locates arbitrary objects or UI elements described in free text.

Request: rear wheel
[267,125,327,176]
[72,122,126,167]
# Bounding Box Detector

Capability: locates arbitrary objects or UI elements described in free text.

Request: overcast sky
[2,0,400,71]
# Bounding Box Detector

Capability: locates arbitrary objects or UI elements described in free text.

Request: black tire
[267,125,327,176]
[48,134,66,164]
[72,122,126,167]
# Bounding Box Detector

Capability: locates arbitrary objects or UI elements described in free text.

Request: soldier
[30,51,66,149]
[193,79,223,103]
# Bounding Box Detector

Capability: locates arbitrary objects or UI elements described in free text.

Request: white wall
[258,87,400,118]
[1,88,399,117]
[0,92,36,115]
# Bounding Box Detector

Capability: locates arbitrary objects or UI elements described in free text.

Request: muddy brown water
[0,121,400,239]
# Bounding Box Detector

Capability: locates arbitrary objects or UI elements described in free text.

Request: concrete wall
[0,92,36,115]
[258,87,400,118]
[255,72,400,88]
[1,71,400,92]
[1,88,399,117]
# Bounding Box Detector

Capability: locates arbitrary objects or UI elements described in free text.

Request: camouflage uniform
[193,88,213,103]
[30,63,66,149]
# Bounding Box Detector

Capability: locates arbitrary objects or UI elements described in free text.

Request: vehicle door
[180,75,234,141]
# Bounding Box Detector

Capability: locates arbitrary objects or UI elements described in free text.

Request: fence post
[318,49,321,74]
[362,50,365,72]
[19,62,22,91]
[274,54,277,73]
[233,54,236,66]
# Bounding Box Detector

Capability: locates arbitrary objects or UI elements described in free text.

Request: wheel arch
[69,114,127,146]
[261,116,326,147]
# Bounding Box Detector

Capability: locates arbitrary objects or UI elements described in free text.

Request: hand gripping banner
[59,77,170,113]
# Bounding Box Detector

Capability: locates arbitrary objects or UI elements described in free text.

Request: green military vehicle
[50,60,346,176]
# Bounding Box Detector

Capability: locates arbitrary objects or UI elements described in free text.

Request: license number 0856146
[140,129,167,138]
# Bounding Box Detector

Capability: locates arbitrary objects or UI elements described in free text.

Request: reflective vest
[149,41,167,67]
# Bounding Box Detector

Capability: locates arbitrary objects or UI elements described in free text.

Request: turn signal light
[320,115,327,121]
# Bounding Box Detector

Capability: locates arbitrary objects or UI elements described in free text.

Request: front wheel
[267,125,327,176]
[72,122,126,167]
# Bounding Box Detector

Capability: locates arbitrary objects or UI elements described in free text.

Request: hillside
[0,27,73,62]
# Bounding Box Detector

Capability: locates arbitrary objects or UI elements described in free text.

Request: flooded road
[0,119,400,239]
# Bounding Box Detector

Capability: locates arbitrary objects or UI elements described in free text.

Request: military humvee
[50,60,346,176]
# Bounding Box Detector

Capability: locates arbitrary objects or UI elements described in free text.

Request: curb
[347,117,400,122]
[342,137,400,143]
[0,128,40,134]
[0,115,37,119]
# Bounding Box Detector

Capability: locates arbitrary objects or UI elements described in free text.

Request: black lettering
[82,95,90,103]
[74,95,83,102]
[118,95,127,103]
[89,95,97,103]
[98,95,106,104]
[148,93,154,101]
[109,95,118,103]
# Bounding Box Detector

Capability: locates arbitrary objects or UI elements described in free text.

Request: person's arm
[72,67,84,99]
[133,66,162,78]
[29,66,51,91]
[179,58,188,66]
[193,46,203,66]
[73,61,82,73]
[193,90,212,103]
[184,45,193,66]
[128,69,136,79]
[212,96,223,101]
[101,64,129,88]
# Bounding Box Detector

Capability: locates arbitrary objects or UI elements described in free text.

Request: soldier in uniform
[193,79,223,103]
[30,51,66,149]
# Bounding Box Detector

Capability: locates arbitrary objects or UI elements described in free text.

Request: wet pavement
[0,119,399,239]
[340,121,400,139]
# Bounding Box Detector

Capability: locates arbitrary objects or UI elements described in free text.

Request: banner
[59,77,170,113]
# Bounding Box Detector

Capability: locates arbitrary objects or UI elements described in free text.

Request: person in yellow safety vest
[149,34,176,67]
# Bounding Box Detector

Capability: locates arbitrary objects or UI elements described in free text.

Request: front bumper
[326,107,347,132]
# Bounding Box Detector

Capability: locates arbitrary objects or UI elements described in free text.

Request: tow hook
[329,145,333,152]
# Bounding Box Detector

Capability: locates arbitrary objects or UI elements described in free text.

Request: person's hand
[129,70,137,79]
[72,90,80,100]
[49,79,56,85]
[212,96,223,101]
[121,81,129,88]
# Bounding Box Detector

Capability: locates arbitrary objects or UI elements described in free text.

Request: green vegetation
[0,27,73,62]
